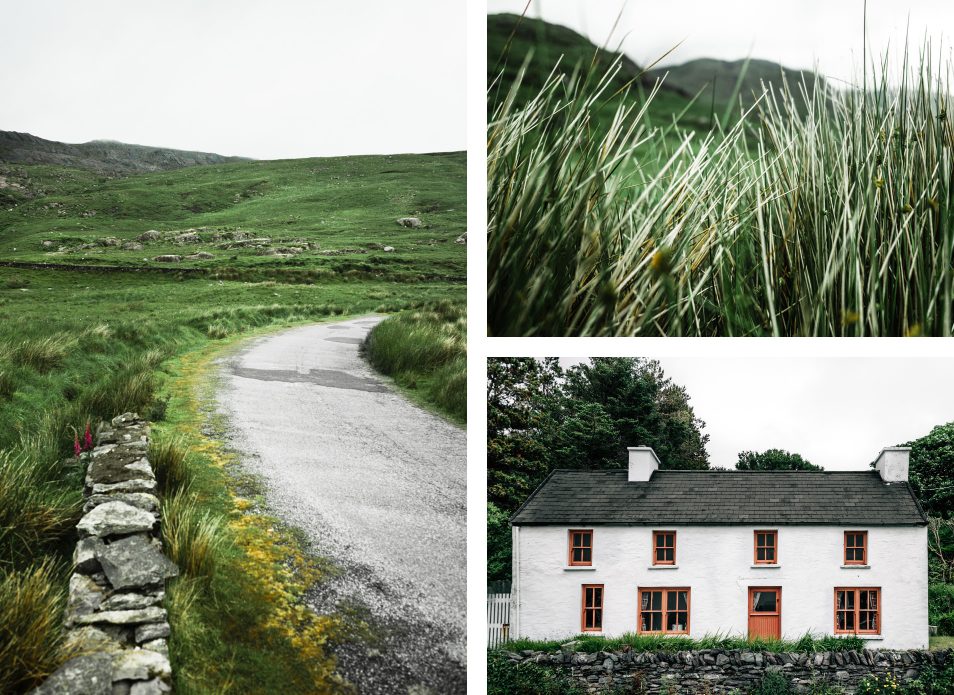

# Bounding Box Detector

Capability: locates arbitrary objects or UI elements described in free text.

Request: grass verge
[496,632,868,654]
[362,300,466,424]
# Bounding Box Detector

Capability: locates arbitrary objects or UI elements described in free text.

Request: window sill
[648,565,679,570]
[836,634,883,640]
[563,566,596,572]
[751,564,781,569]
[841,564,871,569]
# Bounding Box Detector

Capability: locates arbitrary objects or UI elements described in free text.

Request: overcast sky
[0,1,465,159]
[488,0,954,84]
[561,357,954,471]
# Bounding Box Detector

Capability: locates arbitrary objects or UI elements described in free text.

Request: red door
[748,587,781,640]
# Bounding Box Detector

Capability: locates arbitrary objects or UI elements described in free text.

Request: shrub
[488,651,584,695]
[162,492,229,580]
[856,673,904,695]
[930,584,954,627]
[752,672,792,695]
[0,560,70,693]
[937,613,954,637]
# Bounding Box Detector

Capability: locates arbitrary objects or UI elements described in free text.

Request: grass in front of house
[497,632,867,654]
[362,300,466,424]
[931,635,954,650]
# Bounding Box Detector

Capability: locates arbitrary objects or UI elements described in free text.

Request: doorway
[748,587,781,639]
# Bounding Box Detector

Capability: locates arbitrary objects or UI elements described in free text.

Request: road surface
[215,315,466,693]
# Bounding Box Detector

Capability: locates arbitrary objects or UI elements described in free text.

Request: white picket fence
[487,592,512,648]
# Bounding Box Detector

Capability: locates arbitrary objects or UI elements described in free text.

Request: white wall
[512,525,928,649]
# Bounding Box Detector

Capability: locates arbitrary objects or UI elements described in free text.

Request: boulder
[41,240,56,249]
[396,217,422,228]
[455,233,467,244]
[97,534,178,590]
[137,231,161,242]
[76,501,155,538]
[185,252,214,260]
[174,232,200,244]
[122,242,144,251]
[382,246,395,252]
[152,255,181,263]
[31,653,113,695]
[98,237,121,247]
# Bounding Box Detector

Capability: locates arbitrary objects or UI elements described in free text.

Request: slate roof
[510,470,927,526]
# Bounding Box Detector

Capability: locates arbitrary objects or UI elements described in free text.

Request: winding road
[214,315,466,693]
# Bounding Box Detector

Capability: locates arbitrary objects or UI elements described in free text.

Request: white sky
[0,0,465,159]
[488,0,954,84]
[561,357,954,471]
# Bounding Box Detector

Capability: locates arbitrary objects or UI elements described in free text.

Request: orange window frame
[834,587,881,635]
[581,584,604,632]
[754,530,778,564]
[653,530,676,565]
[568,529,593,566]
[637,587,691,635]
[844,531,868,565]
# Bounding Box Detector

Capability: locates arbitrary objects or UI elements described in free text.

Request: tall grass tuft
[9,336,76,372]
[79,369,156,419]
[162,492,229,581]
[488,47,953,336]
[0,560,70,693]
[0,450,82,569]
[149,436,192,496]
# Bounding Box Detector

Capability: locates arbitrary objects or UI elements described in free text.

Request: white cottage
[510,446,928,649]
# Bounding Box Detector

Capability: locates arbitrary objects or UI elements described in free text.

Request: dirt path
[214,316,466,694]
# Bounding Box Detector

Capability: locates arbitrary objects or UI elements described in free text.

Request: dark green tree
[735,449,822,471]
[904,422,954,517]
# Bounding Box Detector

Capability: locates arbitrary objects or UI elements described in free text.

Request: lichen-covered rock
[74,606,167,627]
[152,255,181,263]
[31,653,113,694]
[77,501,155,538]
[91,479,158,495]
[396,217,422,228]
[111,649,172,681]
[130,678,172,694]
[85,492,160,514]
[102,591,164,611]
[67,573,105,623]
[97,534,178,590]
[74,536,105,573]
[135,622,171,644]
[63,626,125,654]
[137,231,161,242]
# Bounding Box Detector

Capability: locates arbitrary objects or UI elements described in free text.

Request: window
[653,531,676,565]
[754,530,778,564]
[581,584,603,632]
[639,588,690,634]
[845,531,868,565]
[835,588,880,634]
[568,530,593,566]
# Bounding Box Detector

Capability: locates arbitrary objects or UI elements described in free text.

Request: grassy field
[363,301,467,424]
[487,14,953,336]
[0,151,464,692]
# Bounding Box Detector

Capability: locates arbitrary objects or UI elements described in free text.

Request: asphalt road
[215,315,466,694]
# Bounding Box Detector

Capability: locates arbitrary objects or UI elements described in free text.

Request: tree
[904,422,954,518]
[928,516,954,583]
[486,357,712,581]
[735,449,822,471]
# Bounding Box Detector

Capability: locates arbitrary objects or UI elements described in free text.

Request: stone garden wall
[32,413,177,695]
[505,646,953,694]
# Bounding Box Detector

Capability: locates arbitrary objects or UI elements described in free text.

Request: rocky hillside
[0,130,249,176]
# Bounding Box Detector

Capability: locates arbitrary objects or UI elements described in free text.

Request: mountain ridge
[0,130,250,176]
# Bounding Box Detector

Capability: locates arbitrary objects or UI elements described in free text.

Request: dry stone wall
[505,646,954,694]
[32,413,177,695]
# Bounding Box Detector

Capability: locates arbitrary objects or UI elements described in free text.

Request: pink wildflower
[84,423,93,451]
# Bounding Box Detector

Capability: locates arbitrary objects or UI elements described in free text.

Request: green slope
[0,151,466,281]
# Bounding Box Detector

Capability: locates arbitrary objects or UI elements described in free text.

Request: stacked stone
[33,413,178,695]
[504,646,953,694]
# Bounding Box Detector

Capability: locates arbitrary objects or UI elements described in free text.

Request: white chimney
[628,446,660,482]
[874,447,911,482]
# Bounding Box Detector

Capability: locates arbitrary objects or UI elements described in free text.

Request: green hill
[0,130,250,176]
[0,149,465,282]
[648,58,821,107]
